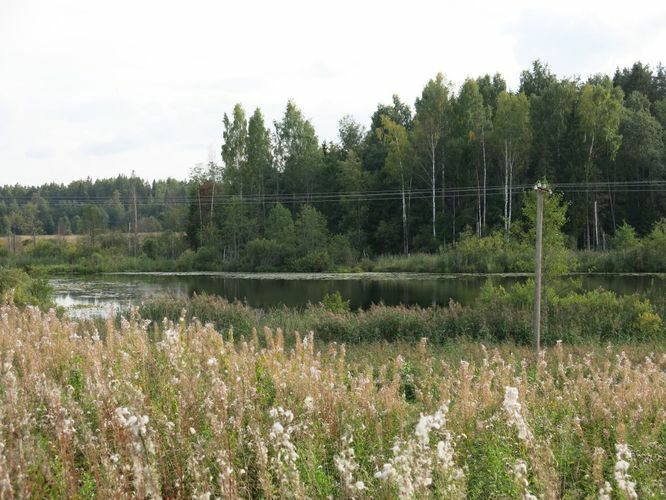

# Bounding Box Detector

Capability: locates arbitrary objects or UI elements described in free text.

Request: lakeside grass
[1,300,664,497]
[137,289,664,346]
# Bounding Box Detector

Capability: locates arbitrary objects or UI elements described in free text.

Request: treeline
[188,60,666,264]
[0,176,189,243]
[3,60,666,269]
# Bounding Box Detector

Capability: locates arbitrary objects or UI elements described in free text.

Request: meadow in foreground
[0,300,665,498]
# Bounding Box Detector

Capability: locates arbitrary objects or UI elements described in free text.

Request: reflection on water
[51,272,666,318]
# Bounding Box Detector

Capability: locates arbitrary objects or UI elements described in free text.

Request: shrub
[0,266,53,309]
[193,246,220,270]
[175,249,196,271]
[27,239,66,260]
[292,250,332,272]
[321,291,350,313]
[245,238,292,271]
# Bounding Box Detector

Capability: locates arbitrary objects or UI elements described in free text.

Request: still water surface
[50,272,666,317]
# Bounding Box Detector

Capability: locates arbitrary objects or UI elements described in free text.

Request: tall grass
[139,287,665,346]
[0,300,664,497]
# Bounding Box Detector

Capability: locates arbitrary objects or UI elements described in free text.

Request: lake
[50,272,666,317]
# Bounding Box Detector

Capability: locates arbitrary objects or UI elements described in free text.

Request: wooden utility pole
[132,183,138,256]
[594,199,599,249]
[533,182,551,355]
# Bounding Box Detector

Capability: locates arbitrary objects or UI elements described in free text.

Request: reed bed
[0,300,665,498]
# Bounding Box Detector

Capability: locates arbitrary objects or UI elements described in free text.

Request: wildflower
[513,460,537,500]
[268,407,303,496]
[115,407,149,438]
[614,443,637,499]
[163,327,179,343]
[599,481,612,500]
[114,406,160,496]
[334,431,365,497]
[375,403,463,498]
[503,386,533,442]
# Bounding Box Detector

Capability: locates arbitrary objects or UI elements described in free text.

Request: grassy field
[0,300,664,498]
[0,232,164,251]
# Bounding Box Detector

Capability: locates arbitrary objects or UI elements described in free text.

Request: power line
[2,180,666,207]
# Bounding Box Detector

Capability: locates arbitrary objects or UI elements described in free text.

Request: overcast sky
[1,0,664,186]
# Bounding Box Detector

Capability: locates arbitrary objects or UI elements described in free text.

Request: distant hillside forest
[2,61,666,263]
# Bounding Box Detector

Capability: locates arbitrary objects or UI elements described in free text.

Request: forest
[2,60,666,271]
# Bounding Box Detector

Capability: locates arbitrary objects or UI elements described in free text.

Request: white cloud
[0,0,664,185]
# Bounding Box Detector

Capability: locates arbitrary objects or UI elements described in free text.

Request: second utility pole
[533,182,550,355]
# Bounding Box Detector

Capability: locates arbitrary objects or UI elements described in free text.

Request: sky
[1,0,665,186]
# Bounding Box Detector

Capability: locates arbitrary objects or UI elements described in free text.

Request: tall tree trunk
[504,139,509,236]
[508,155,513,234]
[452,192,456,243]
[210,181,215,226]
[594,198,600,249]
[132,183,138,256]
[197,191,202,226]
[482,126,487,231]
[407,172,413,254]
[400,161,408,255]
[585,135,595,250]
[441,153,446,245]
[260,180,266,229]
[607,168,616,230]
[475,155,481,237]
[431,136,436,239]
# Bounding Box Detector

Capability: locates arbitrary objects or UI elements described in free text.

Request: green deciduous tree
[338,115,365,159]
[494,91,531,235]
[222,104,249,199]
[265,203,295,244]
[377,116,413,254]
[336,151,368,253]
[247,108,274,224]
[80,204,107,246]
[454,78,489,235]
[294,204,329,254]
[578,77,623,248]
[519,189,571,278]
[413,73,450,240]
[615,92,665,233]
[273,101,322,202]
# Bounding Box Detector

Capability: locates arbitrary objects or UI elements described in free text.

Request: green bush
[245,238,292,271]
[27,240,66,260]
[175,249,196,271]
[193,246,220,270]
[0,266,54,310]
[292,250,332,272]
[321,291,350,313]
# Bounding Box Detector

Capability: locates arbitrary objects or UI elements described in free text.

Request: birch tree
[413,73,449,240]
[377,115,412,254]
[222,104,249,199]
[455,79,488,235]
[273,101,321,202]
[578,77,623,248]
[494,91,531,236]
